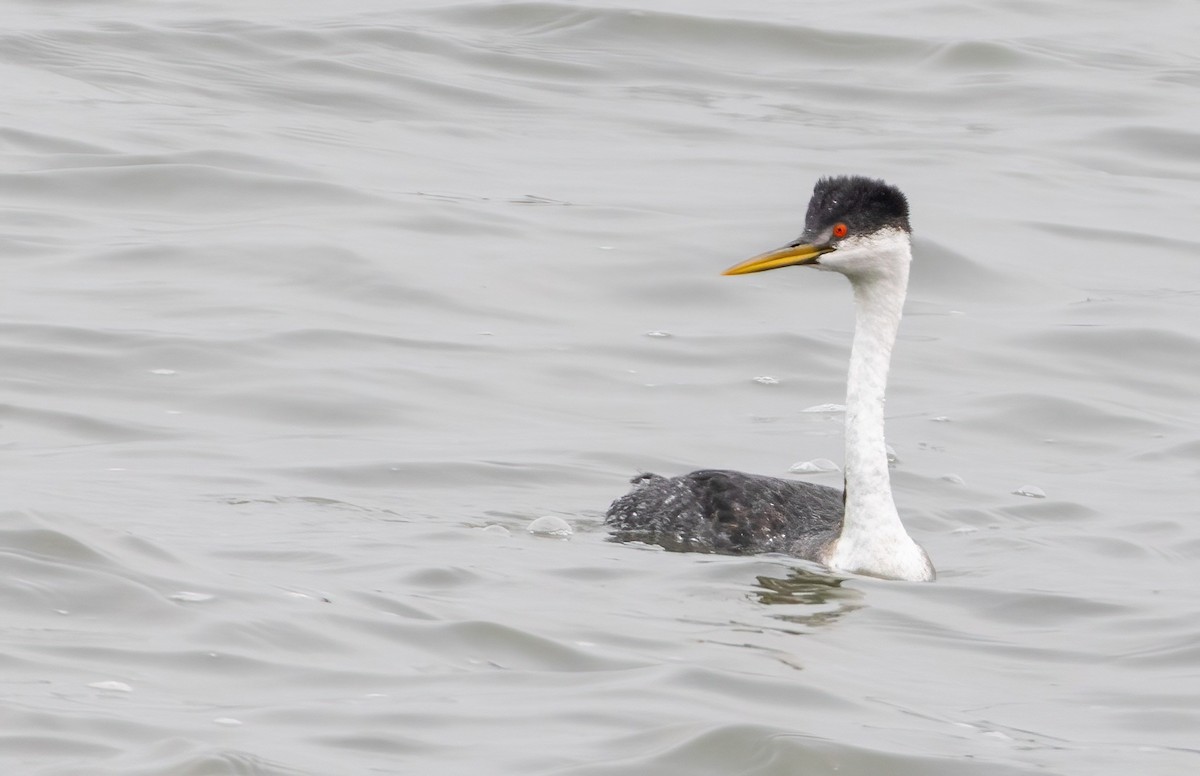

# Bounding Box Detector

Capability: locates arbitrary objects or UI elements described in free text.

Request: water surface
[2,2,1198,774]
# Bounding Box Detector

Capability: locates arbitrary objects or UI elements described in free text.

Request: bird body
[606,469,842,558]
[605,176,935,582]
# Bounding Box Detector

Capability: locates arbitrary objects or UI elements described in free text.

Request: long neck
[826,243,934,581]
[841,266,907,540]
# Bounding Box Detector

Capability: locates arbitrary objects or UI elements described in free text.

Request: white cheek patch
[819,229,910,277]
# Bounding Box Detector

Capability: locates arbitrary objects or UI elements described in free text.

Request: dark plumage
[605,471,844,558]
[801,175,911,240]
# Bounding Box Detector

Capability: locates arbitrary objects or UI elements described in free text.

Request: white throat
[822,231,934,581]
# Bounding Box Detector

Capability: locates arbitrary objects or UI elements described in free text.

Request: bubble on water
[941,474,966,485]
[932,416,951,422]
[753,376,779,385]
[480,524,510,537]
[789,458,840,474]
[213,717,243,727]
[1012,485,1046,499]
[803,403,845,413]
[644,330,671,338]
[527,515,573,537]
[88,681,132,693]
[170,591,214,603]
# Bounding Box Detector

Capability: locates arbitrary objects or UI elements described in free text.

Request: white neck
[823,234,934,581]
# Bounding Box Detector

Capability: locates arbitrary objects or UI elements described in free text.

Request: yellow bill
[722,242,834,276]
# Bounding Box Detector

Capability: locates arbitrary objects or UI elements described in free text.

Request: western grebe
[605,175,935,582]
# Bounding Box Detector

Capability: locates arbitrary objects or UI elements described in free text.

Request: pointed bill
[723,242,834,275]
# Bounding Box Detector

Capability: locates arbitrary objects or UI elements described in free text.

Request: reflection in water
[753,567,864,627]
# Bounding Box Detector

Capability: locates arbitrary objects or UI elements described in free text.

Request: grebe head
[723,176,912,281]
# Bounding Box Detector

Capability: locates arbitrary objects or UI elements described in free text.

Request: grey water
[2,1,1198,774]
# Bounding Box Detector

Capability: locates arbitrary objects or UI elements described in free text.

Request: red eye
[832,223,849,238]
